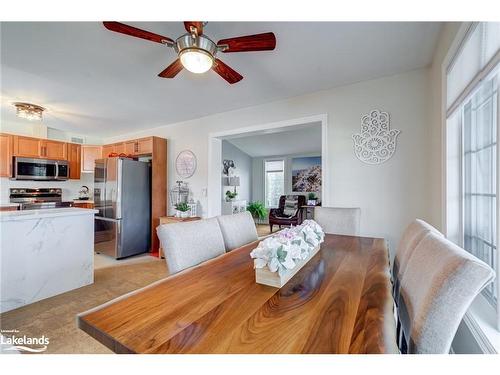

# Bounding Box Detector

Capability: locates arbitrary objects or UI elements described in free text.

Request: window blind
[447,22,500,117]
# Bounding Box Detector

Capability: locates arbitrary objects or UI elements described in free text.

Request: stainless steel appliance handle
[55,161,59,180]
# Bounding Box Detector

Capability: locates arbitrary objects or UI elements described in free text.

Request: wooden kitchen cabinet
[137,137,153,155]
[42,139,67,159]
[13,135,67,160]
[81,145,102,172]
[0,134,13,177]
[124,141,136,155]
[12,135,40,158]
[73,201,94,209]
[67,143,81,179]
[114,142,125,155]
[102,144,114,158]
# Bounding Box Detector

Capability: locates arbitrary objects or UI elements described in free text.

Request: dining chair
[156,218,226,274]
[216,211,259,252]
[397,232,495,353]
[313,207,361,236]
[392,219,443,304]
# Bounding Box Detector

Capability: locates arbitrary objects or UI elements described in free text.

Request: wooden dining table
[78,234,398,354]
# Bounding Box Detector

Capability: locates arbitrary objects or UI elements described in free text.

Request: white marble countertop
[0,207,98,221]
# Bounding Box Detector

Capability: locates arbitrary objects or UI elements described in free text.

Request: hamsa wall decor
[352,109,400,164]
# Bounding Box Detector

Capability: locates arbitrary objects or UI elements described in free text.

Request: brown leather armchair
[268,195,306,232]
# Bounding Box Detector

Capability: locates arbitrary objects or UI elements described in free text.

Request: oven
[13,157,69,181]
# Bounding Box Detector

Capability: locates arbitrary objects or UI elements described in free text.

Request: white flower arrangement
[250,220,325,276]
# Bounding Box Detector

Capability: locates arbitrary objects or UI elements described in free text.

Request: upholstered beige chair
[392,219,443,303]
[216,211,259,252]
[313,207,361,236]
[398,232,495,354]
[156,218,225,274]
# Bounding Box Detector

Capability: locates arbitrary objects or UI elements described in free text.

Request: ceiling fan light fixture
[13,102,45,121]
[179,48,214,74]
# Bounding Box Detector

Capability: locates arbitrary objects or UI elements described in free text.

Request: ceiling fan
[103,21,276,84]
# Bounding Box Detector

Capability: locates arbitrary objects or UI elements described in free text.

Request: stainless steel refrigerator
[94,158,151,259]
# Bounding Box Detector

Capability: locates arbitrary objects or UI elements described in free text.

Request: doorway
[207,114,329,218]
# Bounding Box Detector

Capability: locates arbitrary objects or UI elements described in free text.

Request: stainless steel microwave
[12,157,69,181]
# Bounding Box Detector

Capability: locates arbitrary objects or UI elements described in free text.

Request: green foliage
[247,201,268,220]
[175,202,190,212]
[225,190,238,199]
[307,192,317,200]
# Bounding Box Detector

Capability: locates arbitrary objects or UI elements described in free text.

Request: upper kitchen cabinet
[137,137,153,155]
[12,135,40,158]
[12,135,67,160]
[42,139,67,160]
[67,143,81,179]
[102,144,114,158]
[114,142,125,155]
[0,134,13,177]
[81,145,102,172]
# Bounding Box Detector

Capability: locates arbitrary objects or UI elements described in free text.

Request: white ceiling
[226,122,322,157]
[0,22,441,137]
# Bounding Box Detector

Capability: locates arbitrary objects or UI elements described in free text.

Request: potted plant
[307,192,318,206]
[175,202,191,218]
[247,201,267,224]
[225,190,238,202]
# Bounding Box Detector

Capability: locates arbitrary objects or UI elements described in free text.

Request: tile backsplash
[0,173,94,204]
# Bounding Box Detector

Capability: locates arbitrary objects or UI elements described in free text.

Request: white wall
[252,152,321,204]
[427,22,462,231]
[221,140,252,202]
[106,68,432,257]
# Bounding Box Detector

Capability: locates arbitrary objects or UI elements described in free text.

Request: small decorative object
[307,192,317,206]
[250,220,325,287]
[222,159,235,175]
[170,180,190,207]
[175,150,197,178]
[292,156,322,192]
[225,190,238,202]
[247,201,267,223]
[13,102,45,121]
[175,202,191,218]
[352,109,400,165]
[187,201,197,217]
[78,186,90,200]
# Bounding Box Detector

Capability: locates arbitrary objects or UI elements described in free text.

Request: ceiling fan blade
[158,59,183,78]
[217,32,276,52]
[103,22,174,45]
[184,21,204,35]
[212,59,243,84]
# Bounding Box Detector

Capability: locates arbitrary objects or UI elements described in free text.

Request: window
[463,74,498,306]
[264,160,284,208]
[446,22,500,321]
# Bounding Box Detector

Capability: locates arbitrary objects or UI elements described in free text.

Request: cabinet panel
[124,141,136,155]
[82,145,102,172]
[0,134,13,177]
[68,143,81,179]
[43,140,67,159]
[102,144,114,158]
[137,138,153,155]
[114,143,125,155]
[13,136,41,158]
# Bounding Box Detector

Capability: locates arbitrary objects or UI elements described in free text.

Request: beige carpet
[0,258,168,354]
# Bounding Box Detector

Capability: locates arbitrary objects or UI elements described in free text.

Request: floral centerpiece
[250,220,325,277]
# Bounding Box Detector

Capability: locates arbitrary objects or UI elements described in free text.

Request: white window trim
[443,22,500,353]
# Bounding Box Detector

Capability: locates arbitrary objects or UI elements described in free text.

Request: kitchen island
[0,208,97,313]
